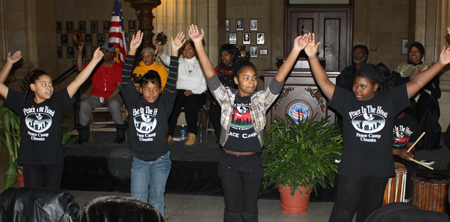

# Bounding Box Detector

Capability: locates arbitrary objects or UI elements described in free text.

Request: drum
[412,171,450,213]
[383,162,407,205]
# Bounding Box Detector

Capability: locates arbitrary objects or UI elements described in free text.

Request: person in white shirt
[157,40,207,145]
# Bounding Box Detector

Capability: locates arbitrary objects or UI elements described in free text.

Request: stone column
[126,0,161,49]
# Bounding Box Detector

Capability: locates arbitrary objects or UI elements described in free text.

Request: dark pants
[329,175,389,222]
[23,161,65,189]
[218,150,263,222]
[168,90,206,136]
[208,95,222,139]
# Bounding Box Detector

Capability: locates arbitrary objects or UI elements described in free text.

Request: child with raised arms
[0,48,105,188]
[188,24,310,222]
[120,30,185,217]
[304,33,450,222]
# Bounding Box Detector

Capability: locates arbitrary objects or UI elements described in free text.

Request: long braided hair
[22,69,48,100]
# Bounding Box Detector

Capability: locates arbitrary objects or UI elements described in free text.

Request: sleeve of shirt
[120,55,140,105]
[206,74,228,106]
[328,86,347,115]
[59,90,76,110]
[392,84,410,115]
[260,77,284,111]
[158,53,170,67]
[3,89,23,114]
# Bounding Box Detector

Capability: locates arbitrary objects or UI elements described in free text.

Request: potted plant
[262,114,343,213]
[0,105,73,189]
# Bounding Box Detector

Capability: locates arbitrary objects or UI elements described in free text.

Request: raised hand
[171,32,186,54]
[304,33,321,58]
[293,33,310,51]
[438,45,450,65]
[6,51,22,64]
[91,47,104,64]
[77,41,85,51]
[130,30,143,51]
[188,24,204,43]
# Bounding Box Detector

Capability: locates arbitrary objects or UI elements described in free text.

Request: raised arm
[0,51,22,83]
[0,51,22,98]
[67,47,104,98]
[275,33,310,82]
[188,24,215,79]
[76,41,85,72]
[406,46,450,98]
[128,30,143,56]
[305,33,335,100]
[171,32,186,57]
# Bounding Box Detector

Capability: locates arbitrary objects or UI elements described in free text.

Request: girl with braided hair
[0,48,104,188]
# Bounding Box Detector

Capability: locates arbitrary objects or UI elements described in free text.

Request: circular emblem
[25,113,52,133]
[288,103,309,123]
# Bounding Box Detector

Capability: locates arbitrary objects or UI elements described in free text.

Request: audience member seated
[0,187,79,222]
[392,42,441,151]
[75,42,126,144]
[157,40,207,146]
[132,47,168,92]
[336,45,369,91]
[77,196,166,222]
[208,44,239,142]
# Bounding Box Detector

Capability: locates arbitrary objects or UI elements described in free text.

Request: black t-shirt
[4,89,75,164]
[224,95,261,152]
[392,113,420,150]
[120,55,178,161]
[329,85,410,177]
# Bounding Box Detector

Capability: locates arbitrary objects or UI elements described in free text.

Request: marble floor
[71,190,334,222]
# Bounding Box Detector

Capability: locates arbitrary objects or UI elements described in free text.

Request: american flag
[108,0,127,64]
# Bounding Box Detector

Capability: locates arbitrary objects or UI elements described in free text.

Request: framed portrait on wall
[250,46,258,58]
[78,21,86,33]
[243,33,250,44]
[67,46,74,58]
[128,20,136,32]
[257,33,265,44]
[225,19,230,31]
[103,21,110,33]
[90,21,98,33]
[402,38,408,55]
[236,19,244,31]
[97,33,105,45]
[250,19,258,31]
[56,22,62,33]
[66,21,74,33]
[57,46,63,58]
[229,33,237,44]
[61,34,68,46]
[85,34,92,45]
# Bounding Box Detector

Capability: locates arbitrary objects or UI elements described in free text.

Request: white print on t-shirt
[133,107,158,141]
[349,105,387,142]
[23,106,55,141]
[230,102,252,131]
[393,125,413,147]
[228,131,257,139]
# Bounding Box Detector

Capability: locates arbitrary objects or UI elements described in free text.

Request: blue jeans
[131,151,171,216]
[218,150,263,222]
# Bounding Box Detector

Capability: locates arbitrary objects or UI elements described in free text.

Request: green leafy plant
[0,105,73,189]
[262,114,343,196]
[0,105,21,189]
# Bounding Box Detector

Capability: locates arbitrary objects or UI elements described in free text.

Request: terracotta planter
[16,173,24,188]
[278,184,313,213]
